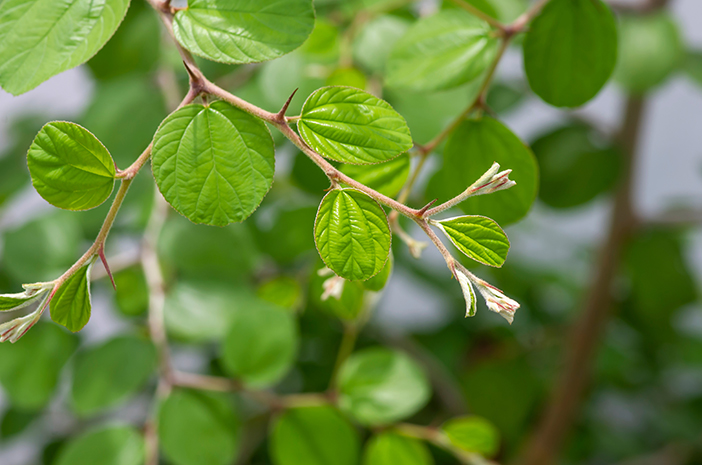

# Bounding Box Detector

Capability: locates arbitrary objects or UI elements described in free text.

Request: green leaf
[0,290,46,312]
[314,188,391,281]
[172,0,315,64]
[152,101,275,226]
[271,406,360,465]
[326,67,367,89]
[341,154,410,198]
[338,347,430,425]
[531,124,620,209]
[353,15,410,75]
[300,19,340,63]
[385,10,499,92]
[55,426,145,465]
[523,0,617,108]
[113,267,149,316]
[615,13,683,94]
[221,301,298,388]
[431,117,538,225]
[435,216,510,267]
[257,276,302,310]
[0,0,130,95]
[27,122,116,211]
[0,408,39,439]
[159,390,240,465]
[363,253,393,292]
[0,323,77,410]
[71,336,157,416]
[363,432,433,465]
[442,416,500,457]
[298,86,412,165]
[50,262,93,333]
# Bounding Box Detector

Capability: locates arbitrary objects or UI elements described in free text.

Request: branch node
[183,60,205,93]
[276,88,299,121]
[418,199,438,217]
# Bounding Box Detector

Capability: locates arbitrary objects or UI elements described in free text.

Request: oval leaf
[173,0,315,64]
[0,0,130,95]
[363,432,433,465]
[221,301,298,388]
[314,188,391,281]
[435,216,510,267]
[385,10,499,92]
[159,390,240,465]
[50,262,94,333]
[27,122,116,211]
[298,86,412,165]
[523,0,617,107]
[338,347,430,425]
[71,336,157,416]
[152,101,275,226]
[55,426,145,465]
[270,405,360,465]
[430,117,538,225]
[340,154,410,197]
[442,416,500,457]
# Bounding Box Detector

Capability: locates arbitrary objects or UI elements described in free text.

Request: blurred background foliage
[1,0,702,464]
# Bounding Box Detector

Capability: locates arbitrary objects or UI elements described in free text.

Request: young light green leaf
[455,266,478,317]
[615,13,683,94]
[341,154,410,197]
[430,117,538,225]
[385,10,499,92]
[434,216,510,267]
[271,406,360,465]
[50,262,94,333]
[221,301,298,388]
[0,289,47,312]
[314,188,391,281]
[151,101,275,226]
[71,336,157,416]
[363,432,433,465]
[172,0,315,64]
[0,0,130,95]
[298,86,412,165]
[27,122,116,211]
[159,390,240,465]
[55,426,145,465]
[442,416,500,457]
[0,323,78,409]
[523,0,617,107]
[338,347,430,425]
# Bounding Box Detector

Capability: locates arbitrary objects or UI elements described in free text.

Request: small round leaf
[314,188,391,281]
[55,426,144,465]
[152,101,275,226]
[173,0,315,64]
[221,301,298,388]
[363,432,433,465]
[27,122,116,211]
[442,416,500,457]
[523,0,617,107]
[435,216,510,267]
[271,406,360,465]
[338,347,430,425]
[298,86,413,165]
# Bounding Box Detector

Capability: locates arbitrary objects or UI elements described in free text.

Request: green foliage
[221,301,298,387]
[442,416,500,457]
[50,263,93,332]
[315,189,391,281]
[271,405,360,465]
[435,215,510,267]
[353,16,410,75]
[615,13,683,93]
[341,154,411,198]
[386,10,498,92]
[27,122,116,211]
[71,336,157,416]
[430,118,538,225]
[298,86,413,164]
[363,432,433,465]
[0,323,77,410]
[524,0,617,107]
[55,426,145,465]
[338,347,430,425]
[0,0,130,95]
[152,101,275,226]
[173,0,315,64]
[159,390,240,465]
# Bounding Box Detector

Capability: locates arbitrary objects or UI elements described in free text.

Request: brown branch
[516,96,647,465]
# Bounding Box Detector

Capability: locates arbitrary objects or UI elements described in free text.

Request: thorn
[182,60,204,92]
[276,88,299,121]
[417,199,438,217]
[99,244,117,291]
